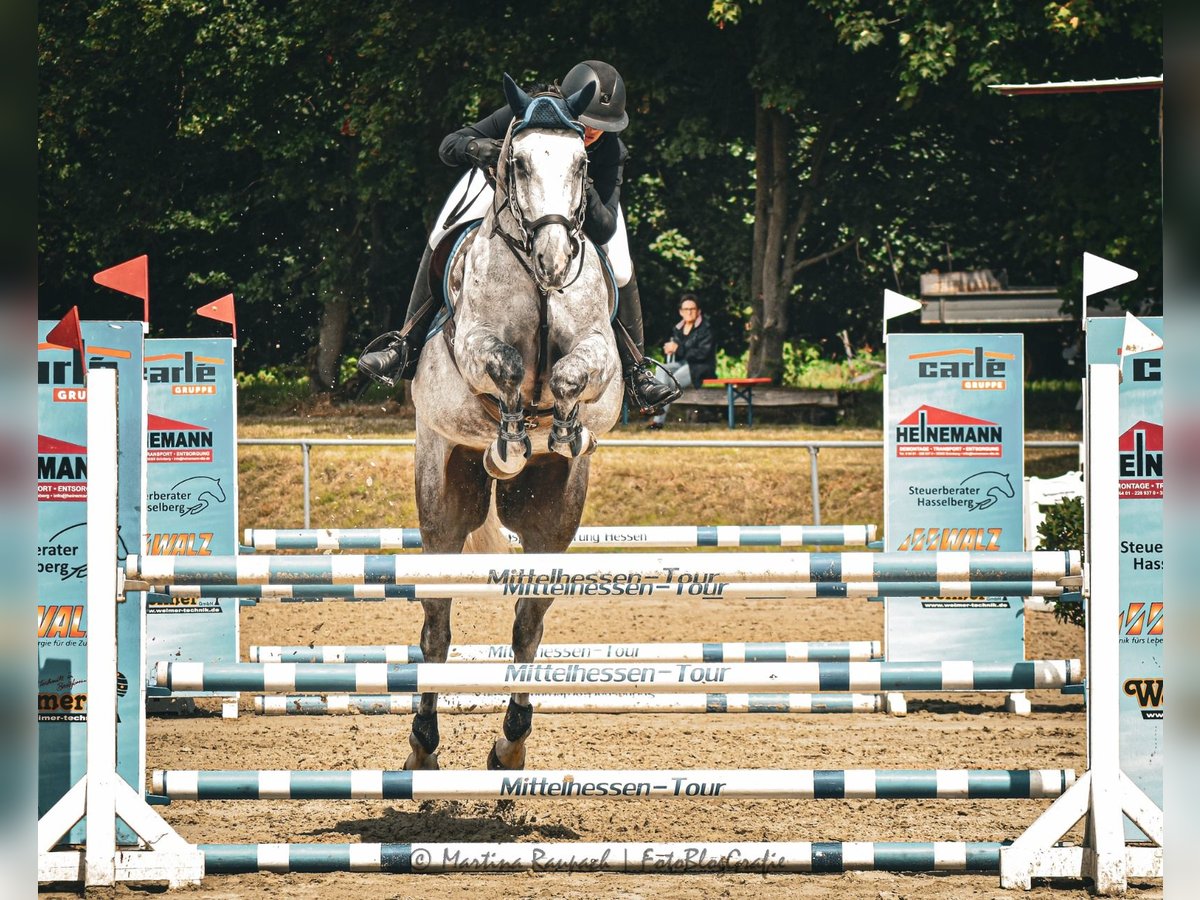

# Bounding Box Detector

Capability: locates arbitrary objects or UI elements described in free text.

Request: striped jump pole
[151,580,1066,602]
[126,550,1081,588]
[248,641,883,664]
[254,692,885,716]
[156,659,1081,694]
[155,768,1075,801]
[244,524,879,551]
[199,841,1006,874]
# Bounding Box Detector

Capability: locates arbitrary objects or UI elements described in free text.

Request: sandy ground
[45,593,1162,899]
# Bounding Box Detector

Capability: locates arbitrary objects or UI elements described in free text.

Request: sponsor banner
[884,334,1024,664]
[37,321,145,843]
[144,340,240,689]
[1087,316,1163,839]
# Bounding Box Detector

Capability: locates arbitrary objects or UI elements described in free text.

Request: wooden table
[701,377,774,428]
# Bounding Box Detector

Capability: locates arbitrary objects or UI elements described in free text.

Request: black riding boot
[358,245,437,387]
[616,275,680,415]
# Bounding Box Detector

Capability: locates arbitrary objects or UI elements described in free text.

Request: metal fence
[238,437,1082,529]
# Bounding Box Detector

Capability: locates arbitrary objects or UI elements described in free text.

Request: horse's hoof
[404,750,440,771]
[486,741,526,771]
[484,442,526,480]
[549,425,596,459]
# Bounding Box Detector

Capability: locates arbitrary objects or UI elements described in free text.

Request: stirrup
[625,359,680,416]
[357,331,413,387]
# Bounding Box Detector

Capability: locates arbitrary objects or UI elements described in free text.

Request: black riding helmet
[560,60,627,132]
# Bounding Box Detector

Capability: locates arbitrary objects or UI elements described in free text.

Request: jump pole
[248,640,883,664]
[126,550,1081,586]
[199,841,1007,874]
[155,659,1080,694]
[153,768,1075,801]
[253,692,885,715]
[152,580,1066,602]
[999,363,1164,891]
[244,524,879,550]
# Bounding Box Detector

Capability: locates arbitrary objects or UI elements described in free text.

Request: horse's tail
[463,484,511,554]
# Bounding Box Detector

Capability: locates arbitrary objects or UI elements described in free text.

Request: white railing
[238,437,1082,529]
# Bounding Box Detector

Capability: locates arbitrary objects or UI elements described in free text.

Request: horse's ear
[564,81,596,120]
[502,73,532,117]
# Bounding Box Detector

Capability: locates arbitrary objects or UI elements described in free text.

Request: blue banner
[1087,316,1163,840]
[884,334,1025,663]
[143,339,240,688]
[37,321,145,843]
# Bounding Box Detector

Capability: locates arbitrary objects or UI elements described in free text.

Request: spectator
[648,293,716,429]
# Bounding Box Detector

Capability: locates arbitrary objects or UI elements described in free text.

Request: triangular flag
[45,306,84,357]
[1117,312,1162,381]
[883,289,923,321]
[1082,252,1137,299]
[94,255,149,323]
[196,294,237,339]
[1120,312,1162,357]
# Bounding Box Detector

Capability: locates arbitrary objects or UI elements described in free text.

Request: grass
[238,417,1081,533]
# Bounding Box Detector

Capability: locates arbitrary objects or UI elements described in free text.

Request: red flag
[196,293,237,339]
[45,306,85,357]
[93,255,149,323]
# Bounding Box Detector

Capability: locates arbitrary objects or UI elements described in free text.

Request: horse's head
[499,74,596,291]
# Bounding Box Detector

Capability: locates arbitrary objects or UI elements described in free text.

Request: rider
[357,60,680,415]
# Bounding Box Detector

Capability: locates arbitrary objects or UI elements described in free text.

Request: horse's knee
[549,362,588,400]
[484,339,524,394]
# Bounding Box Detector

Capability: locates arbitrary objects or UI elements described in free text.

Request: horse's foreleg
[406,598,451,770]
[546,334,615,459]
[461,332,530,479]
[487,597,553,771]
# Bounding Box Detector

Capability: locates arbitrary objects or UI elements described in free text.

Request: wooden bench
[699,378,773,428]
[669,384,841,427]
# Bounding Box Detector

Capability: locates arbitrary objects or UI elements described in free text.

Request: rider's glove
[465,138,502,169]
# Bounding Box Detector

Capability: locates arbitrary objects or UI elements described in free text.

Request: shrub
[1036,496,1085,627]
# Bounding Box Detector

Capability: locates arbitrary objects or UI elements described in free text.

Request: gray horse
[407,76,623,770]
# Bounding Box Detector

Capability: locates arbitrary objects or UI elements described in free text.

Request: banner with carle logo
[884,334,1025,664]
[144,338,240,688]
[37,320,145,843]
[1086,316,1162,840]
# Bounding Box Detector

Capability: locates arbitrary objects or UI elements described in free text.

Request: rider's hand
[465,138,502,169]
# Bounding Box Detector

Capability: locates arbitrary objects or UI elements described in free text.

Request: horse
[407,75,624,771]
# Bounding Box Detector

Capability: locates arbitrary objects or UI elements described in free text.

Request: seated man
[649,293,716,429]
[357,60,679,415]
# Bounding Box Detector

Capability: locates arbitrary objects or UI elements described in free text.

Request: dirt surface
[41,587,1164,899]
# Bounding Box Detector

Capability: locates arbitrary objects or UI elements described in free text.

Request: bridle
[491,114,589,295]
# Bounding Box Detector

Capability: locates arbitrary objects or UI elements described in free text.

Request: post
[808,446,821,525]
[301,442,311,528]
[998,363,1163,892]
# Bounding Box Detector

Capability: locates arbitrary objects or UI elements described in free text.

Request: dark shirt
[670,317,717,384]
[439,104,626,245]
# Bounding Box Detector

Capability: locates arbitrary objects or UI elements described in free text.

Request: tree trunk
[750,108,790,382]
[310,293,351,393]
[747,99,769,375]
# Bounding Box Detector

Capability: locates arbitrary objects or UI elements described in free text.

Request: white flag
[1117,312,1163,381]
[883,289,922,321]
[1083,252,1138,299]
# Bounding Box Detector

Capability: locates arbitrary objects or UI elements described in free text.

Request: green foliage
[715,341,884,390]
[1036,496,1086,627]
